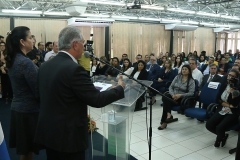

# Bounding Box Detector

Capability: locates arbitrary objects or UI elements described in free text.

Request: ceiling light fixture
[161,19,181,23]
[221,15,240,20]
[80,0,125,6]
[81,13,110,18]
[139,17,160,21]
[2,9,42,14]
[44,12,70,16]
[200,22,215,26]
[167,8,195,14]
[141,5,164,10]
[197,12,220,17]
[182,20,199,25]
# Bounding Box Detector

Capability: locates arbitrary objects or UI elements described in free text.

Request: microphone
[84,51,90,58]
[84,51,99,60]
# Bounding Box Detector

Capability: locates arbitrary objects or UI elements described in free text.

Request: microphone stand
[90,55,175,160]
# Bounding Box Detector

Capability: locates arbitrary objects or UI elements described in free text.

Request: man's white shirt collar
[60,50,78,64]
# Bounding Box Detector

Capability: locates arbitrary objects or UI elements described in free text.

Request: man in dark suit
[132,54,142,68]
[34,26,125,160]
[199,64,222,91]
[199,64,222,109]
[200,56,215,75]
[147,56,161,81]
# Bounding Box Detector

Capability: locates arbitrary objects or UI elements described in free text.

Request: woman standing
[158,65,195,130]
[206,69,240,147]
[5,26,40,160]
[130,60,148,111]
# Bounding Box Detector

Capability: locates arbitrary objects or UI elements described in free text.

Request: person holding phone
[206,69,240,148]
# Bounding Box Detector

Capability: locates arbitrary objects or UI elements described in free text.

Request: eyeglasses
[150,59,156,61]
[228,74,236,78]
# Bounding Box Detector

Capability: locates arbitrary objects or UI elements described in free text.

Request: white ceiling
[1,0,240,28]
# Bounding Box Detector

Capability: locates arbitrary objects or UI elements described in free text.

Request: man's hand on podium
[118,75,125,89]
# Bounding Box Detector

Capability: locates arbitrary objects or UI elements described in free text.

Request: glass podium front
[88,76,152,160]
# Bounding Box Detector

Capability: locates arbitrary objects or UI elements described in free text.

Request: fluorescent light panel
[197,12,220,17]
[200,22,215,26]
[112,15,138,19]
[2,9,42,14]
[167,8,195,14]
[141,5,164,10]
[139,17,160,21]
[44,12,69,16]
[221,15,240,20]
[80,0,125,6]
[182,21,199,24]
[161,19,181,23]
[81,13,109,18]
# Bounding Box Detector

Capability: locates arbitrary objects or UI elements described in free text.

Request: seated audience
[130,60,148,111]
[218,57,231,75]
[105,57,121,77]
[158,65,195,130]
[90,59,98,76]
[215,53,223,63]
[206,69,240,147]
[117,58,134,80]
[150,60,175,105]
[201,56,215,75]
[173,55,184,73]
[93,56,109,76]
[144,55,150,64]
[119,53,132,66]
[132,54,142,68]
[160,56,167,67]
[44,41,59,61]
[147,56,161,81]
[189,58,203,85]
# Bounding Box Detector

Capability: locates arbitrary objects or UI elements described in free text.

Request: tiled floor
[89,95,238,160]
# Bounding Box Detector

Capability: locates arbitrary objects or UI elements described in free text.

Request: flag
[0,122,10,160]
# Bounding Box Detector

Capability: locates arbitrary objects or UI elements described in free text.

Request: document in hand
[93,82,112,92]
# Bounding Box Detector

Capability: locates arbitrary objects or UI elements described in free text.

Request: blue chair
[164,79,199,123]
[184,82,221,121]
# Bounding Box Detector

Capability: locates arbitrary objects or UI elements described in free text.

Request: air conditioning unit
[68,18,115,27]
[165,24,198,31]
[213,28,239,33]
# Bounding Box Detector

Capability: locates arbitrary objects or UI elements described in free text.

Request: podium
[88,76,152,160]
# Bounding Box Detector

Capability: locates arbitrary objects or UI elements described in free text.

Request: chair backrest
[194,79,199,97]
[199,82,221,105]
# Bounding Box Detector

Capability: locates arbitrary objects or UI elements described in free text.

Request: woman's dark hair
[164,59,172,70]
[182,52,186,58]
[136,60,146,71]
[229,69,240,80]
[122,58,131,72]
[174,55,183,68]
[112,57,119,67]
[181,64,194,92]
[199,55,206,63]
[91,59,97,70]
[215,53,222,61]
[193,51,198,58]
[5,26,30,68]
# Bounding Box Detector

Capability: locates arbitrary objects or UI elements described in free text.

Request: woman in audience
[218,57,230,75]
[170,54,176,67]
[193,50,199,60]
[215,53,222,63]
[90,59,98,76]
[105,57,121,77]
[206,69,240,147]
[150,60,175,105]
[5,26,40,160]
[173,55,184,73]
[117,58,134,80]
[158,65,195,130]
[160,56,167,67]
[94,56,109,76]
[0,42,13,104]
[199,55,206,66]
[130,60,148,111]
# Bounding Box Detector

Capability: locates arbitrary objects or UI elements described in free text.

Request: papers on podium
[93,82,112,92]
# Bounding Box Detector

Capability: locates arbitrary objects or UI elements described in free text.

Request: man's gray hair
[58,26,84,50]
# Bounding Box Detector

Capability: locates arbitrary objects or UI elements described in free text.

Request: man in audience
[145,55,150,64]
[132,54,142,68]
[119,53,132,66]
[45,41,53,52]
[199,64,222,91]
[37,42,46,63]
[232,64,240,73]
[0,41,5,52]
[0,35,4,42]
[234,59,240,68]
[201,56,215,75]
[218,57,231,75]
[35,26,125,160]
[234,49,240,59]
[224,52,233,65]
[189,58,203,85]
[44,41,59,61]
[147,56,161,81]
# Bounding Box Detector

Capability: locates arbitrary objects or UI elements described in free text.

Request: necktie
[208,75,213,82]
